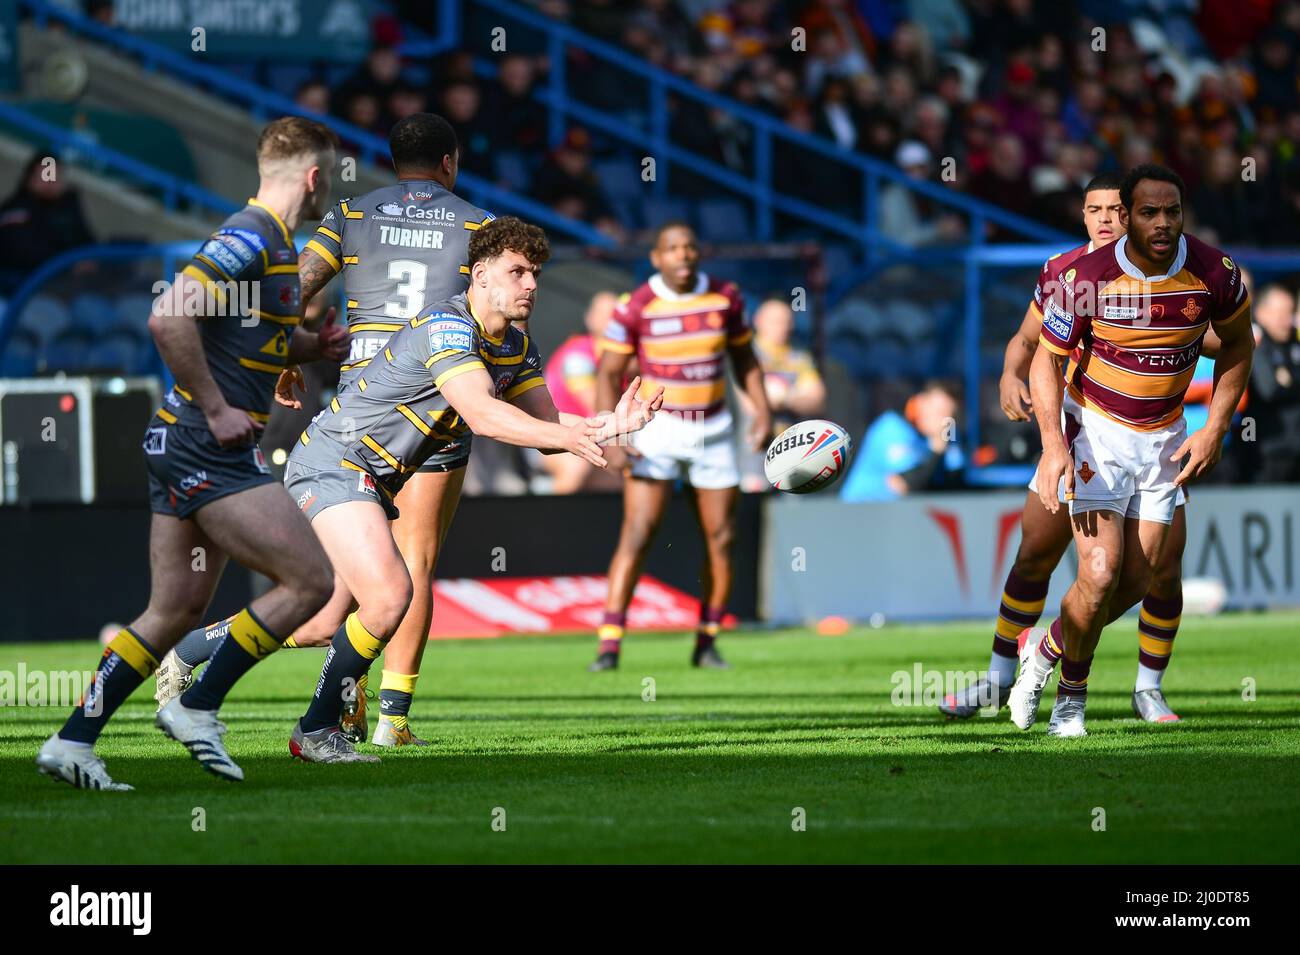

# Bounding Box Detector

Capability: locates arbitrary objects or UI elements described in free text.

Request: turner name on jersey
[378,224,448,249]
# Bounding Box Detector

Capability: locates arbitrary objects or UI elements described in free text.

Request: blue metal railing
[0,102,238,218]
[405,0,1074,259]
[17,0,613,247]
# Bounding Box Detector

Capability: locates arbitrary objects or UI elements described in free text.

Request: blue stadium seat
[884,300,936,344]
[641,196,693,230]
[493,150,533,189]
[113,293,156,335]
[1,328,40,377]
[594,159,641,204]
[42,329,95,372]
[16,294,70,344]
[265,64,315,99]
[88,329,148,373]
[70,293,116,332]
[697,198,751,243]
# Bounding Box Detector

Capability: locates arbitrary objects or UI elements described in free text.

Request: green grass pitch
[2,613,1297,864]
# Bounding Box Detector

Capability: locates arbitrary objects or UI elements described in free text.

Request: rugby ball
[764,419,852,493]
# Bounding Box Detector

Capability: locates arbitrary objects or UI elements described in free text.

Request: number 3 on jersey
[385,259,428,319]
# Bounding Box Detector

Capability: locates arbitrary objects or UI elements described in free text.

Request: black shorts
[416,432,472,473]
[143,416,275,520]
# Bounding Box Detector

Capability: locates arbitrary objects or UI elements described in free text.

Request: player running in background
[158,113,489,748]
[1009,164,1253,737]
[940,172,1221,724]
[280,217,662,761]
[37,118,341,789]
[589,222,772,671]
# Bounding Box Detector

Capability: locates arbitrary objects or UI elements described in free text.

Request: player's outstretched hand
[274,366,306,409]
[317,307,349,363]
[1037,446,1072,514]
[207,402,261,447]
[591,376,665,443]
[999,374,1032,421]
[564,419,608,468]
[1172,428,1222,486]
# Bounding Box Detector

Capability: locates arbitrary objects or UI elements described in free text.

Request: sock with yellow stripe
[695,606,724,651]
[60,627,161,744]
[1135,590,1181,692]
[379,670,418,728]
[990,570,1048,686]
[1037,617,1065,668]
[301,612,385,733]
[181,607,284,711]
[173,614,236,667]
[597,611,625,656]
[1057,653,1093,701]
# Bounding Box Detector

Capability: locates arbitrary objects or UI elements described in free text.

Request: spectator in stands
[0,153,96,296]
[1193,145,1256,245]
[840,381,964,502]
[538,291,624,493]
[970,133,1032,237]
[335,45,403,122]
[879,141,965,247]
[386,83,428,126]
[440,80,493,174]
[483,55,546,154]
[295,79,331,116]
[1249,283,1300,482]
[338,91,384,153]
[533,129,625,240]
[749,295,826,433]
[814,76,861,151]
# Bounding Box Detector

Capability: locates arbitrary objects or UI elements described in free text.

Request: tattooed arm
[299,246,339,307]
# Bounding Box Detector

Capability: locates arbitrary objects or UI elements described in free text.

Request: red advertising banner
[428,575,732,639]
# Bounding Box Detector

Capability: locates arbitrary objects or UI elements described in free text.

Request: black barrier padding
[0,492,763,641]
[0,505,253,642]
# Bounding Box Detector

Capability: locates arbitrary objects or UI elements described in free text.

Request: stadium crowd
[367,0,1300,248]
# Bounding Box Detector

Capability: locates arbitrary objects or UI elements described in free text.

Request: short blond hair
[256,116,338,174]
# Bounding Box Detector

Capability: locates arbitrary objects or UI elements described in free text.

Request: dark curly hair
[467,216,551,268]
[1120,163,1185,210]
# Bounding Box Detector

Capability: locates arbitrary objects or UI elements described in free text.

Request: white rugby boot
[153,647,194,711]
[939,677,1011,718]
[1047,695,1088,737]
[1132,688,1181,723]
[1007,626,1056,730]
[289,721,381,764]
[155,698,244,781]
[36,734,133,791]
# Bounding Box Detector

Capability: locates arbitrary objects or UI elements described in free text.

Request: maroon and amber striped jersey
[1038,233,1250,431]
[601,273,751,419]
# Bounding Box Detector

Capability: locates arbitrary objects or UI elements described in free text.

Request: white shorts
[1037,392,1186,524]
[628,409,740,489]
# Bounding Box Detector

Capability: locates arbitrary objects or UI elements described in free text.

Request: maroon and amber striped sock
[597,611,625,656]
[1136,591,1182,691]
[992,570,1049,661]
[1057,654,1093,700]
[1037,618,1066,668]
[696,606,724,651]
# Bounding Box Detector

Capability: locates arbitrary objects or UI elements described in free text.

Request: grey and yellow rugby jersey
[159,199,301,427]
[294,292,546,498]
[303,179,493,389]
